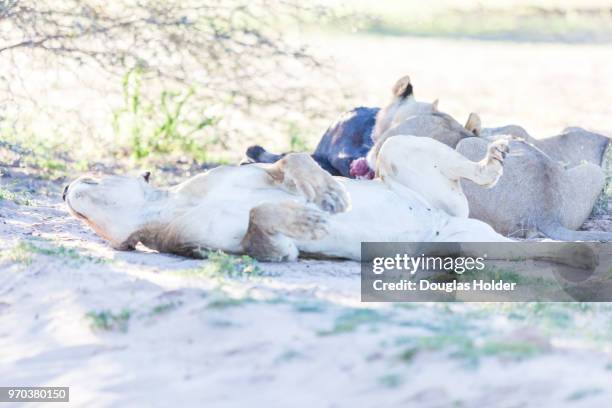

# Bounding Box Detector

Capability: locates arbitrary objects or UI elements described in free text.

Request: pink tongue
[350,158,375,180]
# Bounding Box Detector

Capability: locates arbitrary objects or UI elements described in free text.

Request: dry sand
[2,194,612,407]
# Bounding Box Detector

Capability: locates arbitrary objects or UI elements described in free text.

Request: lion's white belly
[296,179,447,259]
[179,186,305,253]
[182,178,450,258]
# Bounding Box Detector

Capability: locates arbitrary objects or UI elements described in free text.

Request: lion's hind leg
[377,136,509,217]
[241,202,329,262]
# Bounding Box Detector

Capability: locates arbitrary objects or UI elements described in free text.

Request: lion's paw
[279,204,329,240]
[480,139,510,187]
[314,177,350,214]
[281,153,350,214]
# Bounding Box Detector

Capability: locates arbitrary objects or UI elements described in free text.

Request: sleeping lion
[64,136,511,261]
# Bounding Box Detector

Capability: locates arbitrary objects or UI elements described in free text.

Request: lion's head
[63,172,157,250]
[372,75,440,141]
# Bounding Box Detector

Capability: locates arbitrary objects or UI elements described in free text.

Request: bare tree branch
[1,0,342,110]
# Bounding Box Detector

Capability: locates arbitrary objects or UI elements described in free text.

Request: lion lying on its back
[65,135,513,260]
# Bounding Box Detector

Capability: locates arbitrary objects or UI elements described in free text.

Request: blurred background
[1,0,612,180]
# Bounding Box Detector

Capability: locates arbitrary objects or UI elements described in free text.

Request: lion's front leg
[241,202,329,261]
[263,153,350,214]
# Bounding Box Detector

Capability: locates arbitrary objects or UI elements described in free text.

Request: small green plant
[378,374,403,389]
[208,318,237,328]
[566,388,603,402]
[113,68,219,162]
[275,349,304,363]
[0,187,33,206]
[1,241,107,265]
[31,156,66,173]
[293,300,327,313]
[150,301,182,316]
[527,303,573,330]
[86,309,132,332]
[20,138,69,179]
[478,340,541,359]
[318,309,383,336]
[206,296,255,310]
[0,242,34,264]
[73,159,90,172]
[30,241,105,263]
[396,334,541,366]
[197,250,263,278]
[398,347,418,362]
[0,131,77,180]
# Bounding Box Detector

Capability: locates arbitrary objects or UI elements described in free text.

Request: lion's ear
[465,112,481,136]
[432,99,439,111]
[392,75,413,99]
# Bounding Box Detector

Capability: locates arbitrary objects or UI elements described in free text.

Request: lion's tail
[242,145,284,165]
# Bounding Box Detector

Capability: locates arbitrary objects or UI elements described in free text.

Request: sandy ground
[2,190,612,408]
[2,35,612,407]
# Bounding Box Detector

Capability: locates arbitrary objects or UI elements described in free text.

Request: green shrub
[112,68,220,162]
